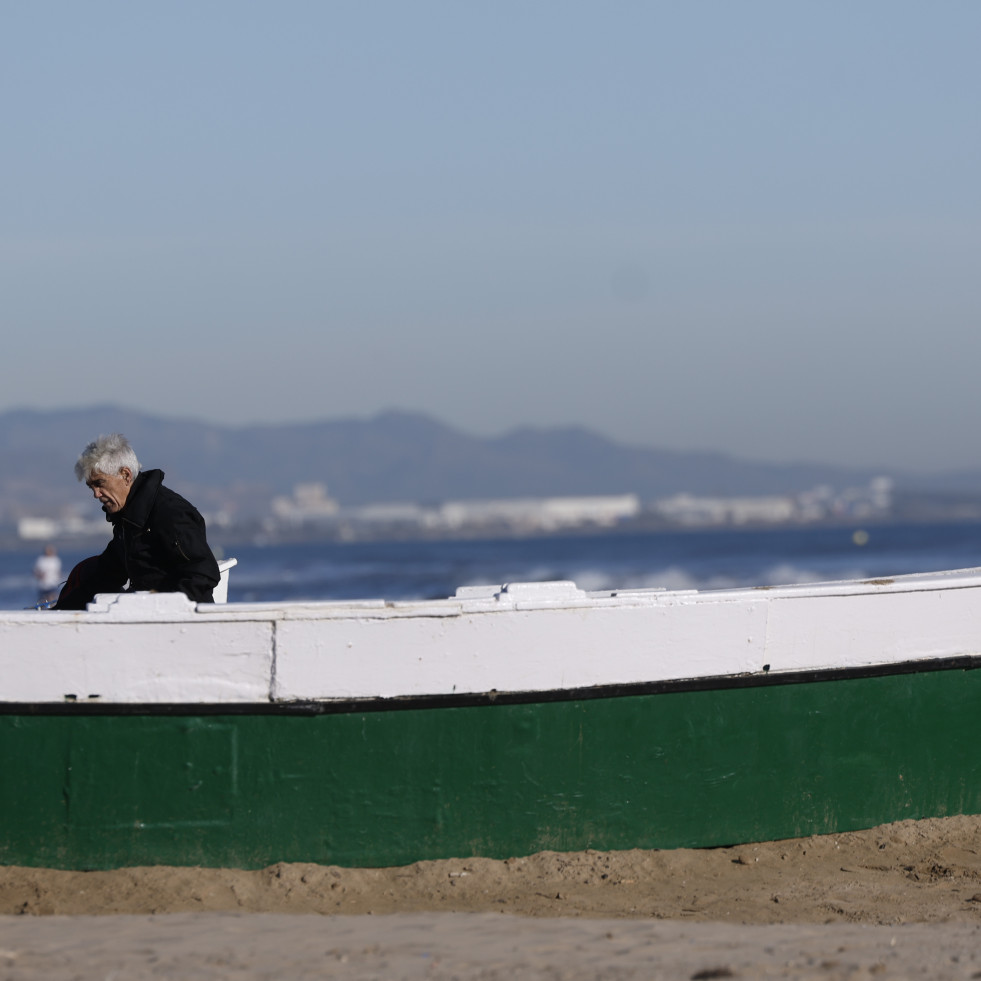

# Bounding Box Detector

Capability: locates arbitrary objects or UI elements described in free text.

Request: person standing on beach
[54,434,220,610]
[33,544,62,606]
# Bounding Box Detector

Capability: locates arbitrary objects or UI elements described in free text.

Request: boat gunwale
[3,565,981,624]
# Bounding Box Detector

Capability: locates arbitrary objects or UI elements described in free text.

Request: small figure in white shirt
[33,544,62,607]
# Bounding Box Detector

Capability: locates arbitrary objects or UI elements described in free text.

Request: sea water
[2,521,981,610]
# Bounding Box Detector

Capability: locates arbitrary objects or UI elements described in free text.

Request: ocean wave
[1,522,972,609]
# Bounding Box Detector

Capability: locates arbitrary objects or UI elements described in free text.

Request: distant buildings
[270,483,340,525]
[430,494,641,533]
[13,476,898,543]
[652,478,893,528]
[263,485,642,537]
[653,493,798,527]
[257,479,893,538]
[17,515,107,541]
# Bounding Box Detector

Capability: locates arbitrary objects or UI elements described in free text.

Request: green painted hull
[3,663,980,870]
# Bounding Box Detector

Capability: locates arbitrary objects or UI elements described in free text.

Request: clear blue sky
[4,2,980,472]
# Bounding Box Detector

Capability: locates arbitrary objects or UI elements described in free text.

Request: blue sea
[3,521,981,610]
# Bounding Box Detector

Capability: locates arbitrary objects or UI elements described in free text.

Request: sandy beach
[3,814,981,978]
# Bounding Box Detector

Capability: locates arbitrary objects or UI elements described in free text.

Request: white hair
[74,433,142,482]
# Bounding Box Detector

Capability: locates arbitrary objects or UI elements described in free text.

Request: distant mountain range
[1,405,979,524]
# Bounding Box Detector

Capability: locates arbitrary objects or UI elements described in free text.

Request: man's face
[85,468,134,514]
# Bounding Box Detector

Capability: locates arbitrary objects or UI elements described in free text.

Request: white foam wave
[760,563,869,587]
[572,563,875,593]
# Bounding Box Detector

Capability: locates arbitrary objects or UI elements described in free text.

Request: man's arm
[161,506,221,602]
[53,546,127,610]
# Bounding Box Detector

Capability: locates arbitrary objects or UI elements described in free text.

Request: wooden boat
[2,561,981,871]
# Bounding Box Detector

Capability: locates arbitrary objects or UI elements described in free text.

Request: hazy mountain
[1,405,975,523]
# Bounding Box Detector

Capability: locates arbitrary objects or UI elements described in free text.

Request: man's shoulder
[152,481,202,519]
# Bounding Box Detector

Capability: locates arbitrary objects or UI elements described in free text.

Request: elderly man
[55,433,220,610]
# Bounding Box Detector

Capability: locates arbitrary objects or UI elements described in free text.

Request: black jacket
[55,469,220,610]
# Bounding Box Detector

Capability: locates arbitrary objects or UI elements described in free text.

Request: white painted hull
[2,566,981,705]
